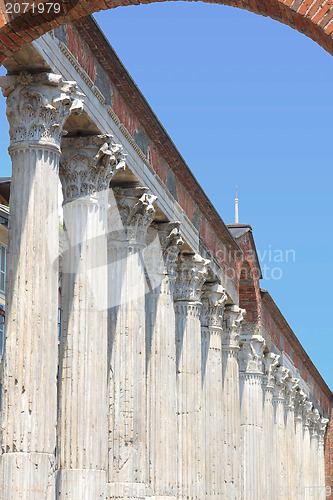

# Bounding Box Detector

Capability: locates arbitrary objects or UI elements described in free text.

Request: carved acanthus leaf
[0,72,84,148]
[113,187,157,246]
[60,135,126,202]
[173,254,210,302]
[239,334,266,373]
[263,352,280,388]
[201,283,227,330]
[221,305,245,349]
[273,366,290,399]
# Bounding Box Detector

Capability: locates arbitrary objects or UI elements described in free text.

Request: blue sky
[0,2,332,387]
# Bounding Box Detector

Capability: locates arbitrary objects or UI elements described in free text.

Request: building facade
[0,18,331,500]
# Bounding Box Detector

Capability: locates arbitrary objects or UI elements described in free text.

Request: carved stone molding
[239,334,266,374]
[0,71,84,150]
[221,304,245,349]
[157,222,184,278]
[201,283,227,331]
[294,389,307,419]
[173,253,210,303]
[302,400,314,427]
[318,418,329,445]
[112,186,157,247]
[263,352,280,388]
[273,366,290,400]
[60,134,126,203]
[284,377,300,410]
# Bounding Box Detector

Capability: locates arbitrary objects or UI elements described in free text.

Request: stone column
[146,222,183,498]
[57,135,125,498]
[272,366,289,498]
[262,352,279,499]
[284,377,299,500]
[107,187,156,495]
[318,418,329,500]
[0,71,83,499]
[239,333,266,500]
[201,283,227,499]
[294,390,306,497]
[302,400,313,500]
[173,253,209,500]
[221,304,245,500]
[309,409,320,498]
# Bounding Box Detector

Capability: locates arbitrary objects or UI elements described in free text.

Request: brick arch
[1,0,333,64]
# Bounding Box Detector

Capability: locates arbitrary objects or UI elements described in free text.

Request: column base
[0,452,56,500]
[57,469,106,499]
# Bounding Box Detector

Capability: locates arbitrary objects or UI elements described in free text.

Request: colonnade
[0,71,329,499]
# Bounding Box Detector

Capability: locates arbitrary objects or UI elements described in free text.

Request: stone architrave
[173,253,210,500]
[107,186,156,494]
[262,352,280,499]
[239,333,266,500]
[146,222,183,498]
[201,283,227,499]
[221,304,245,500]
[57,135,126,499]
[0,71,83,499]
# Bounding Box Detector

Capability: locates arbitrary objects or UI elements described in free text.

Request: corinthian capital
[239,334,265,373]
[157,222,184,277]
[294,389,307,419]
[60,135,126,203]
[273,366,290,400]
[112,186,157,247]
[221,305,245,349]
[173,254,210,302]
[263,352,280,388]
[201,283,227,330]
[318,418,329,444]
[285,377,300,409]
[0,71,84,149]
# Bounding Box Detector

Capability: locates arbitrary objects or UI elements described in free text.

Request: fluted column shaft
[174,254,209,500]
[262,353,279,499]
[272,367,289,498]
[284,377,298,500]
[239,333,265,500]
[146,223,182,498]
[318,419,329,500]
[221,305,245,500]
[0,71,83,499]
[108,187,156,494]
[201,283,226,499]
[57,136,125,498]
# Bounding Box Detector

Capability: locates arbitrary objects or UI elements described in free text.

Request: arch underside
[1,0,333,63]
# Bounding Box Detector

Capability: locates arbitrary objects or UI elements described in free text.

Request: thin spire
[235,185,239,224]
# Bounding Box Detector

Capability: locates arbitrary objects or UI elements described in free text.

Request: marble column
[262,352,279,499]
[221,304,245,500]
[0,71,83,499]
[239,333,265,500]
[284,377,299,500]
[309,409,320,498]
[173,253,210,500]
[294,390,306,497]
[272,366,289,498]
[302,400,313,500]
[57,135,126,498]
[201,283,226,499]
[107,186,156,495]
[318,418,329,500]
[146,222,183,498]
